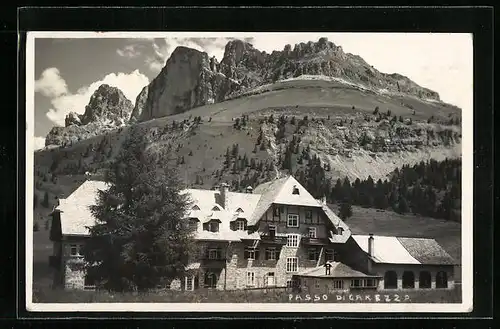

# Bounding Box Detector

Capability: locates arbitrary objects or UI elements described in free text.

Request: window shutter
[203,223,209,231]
[276,249,281,260]
[230,221,236,231]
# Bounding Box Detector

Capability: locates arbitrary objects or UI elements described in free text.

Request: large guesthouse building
[48,175,456,292]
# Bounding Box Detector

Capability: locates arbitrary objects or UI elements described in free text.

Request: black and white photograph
[25,32,473,313]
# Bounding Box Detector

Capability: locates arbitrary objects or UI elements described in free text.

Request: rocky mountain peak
[46,84,134,146]
[79,84,133,125]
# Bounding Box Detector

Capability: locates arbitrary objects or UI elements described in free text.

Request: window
[208,248,221,260]
[337,227,344,235]
[69,244,82,257]
[325,249,338,262]
[308,227,316,238]
[292,186,300,195]
[265,272,275,286]
[246,272,255,286]
[185,276,194,291]
[305,210,312,219]
[315,280,320,289]
[286,234,300,247]
[192,205,200,210]
[203,220,220,232]
[384,271,398,289]
[286,257,298,273]
[332,280,344,289]
[308,248,320,261]
[286,280,293,288]
[268,225,276,238]
[402,271,415,289]
[436,271,448,288]
[419,271,432,289]
[287,214,299,227]
[244,247,258,260]
[366,279,377,287]
[237,220,246,231]
[236,207,244,213]
[350,279,362,288]
[212,206,220,211]
[265,248,277,260]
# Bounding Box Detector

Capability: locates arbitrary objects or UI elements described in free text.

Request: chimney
[367,234,374,273]
[368,234,374,256]
[220,182,229,209]
[245,186,253,194]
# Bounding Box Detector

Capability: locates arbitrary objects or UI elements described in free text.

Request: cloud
[33,136,46,150]
[34,67,68,98]
[116,44,143,58]
[145,37,235,73]
[38,68,149,127]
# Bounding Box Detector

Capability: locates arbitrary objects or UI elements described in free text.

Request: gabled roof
[352,235,455,265]
[296,261,380,278]
[181,188,261,242]
[248,175,322,226]
[55,180,109,236]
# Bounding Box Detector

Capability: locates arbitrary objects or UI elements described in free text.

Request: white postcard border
[24,31,474,313]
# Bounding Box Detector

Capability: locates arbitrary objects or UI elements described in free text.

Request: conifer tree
[339,202,353,221]
[83,128,195,292]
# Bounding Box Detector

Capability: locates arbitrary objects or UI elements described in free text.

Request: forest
[294,157,461,222]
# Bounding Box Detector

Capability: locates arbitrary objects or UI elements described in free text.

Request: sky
[32,33,473,150]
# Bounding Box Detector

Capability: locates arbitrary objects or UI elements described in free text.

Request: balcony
[301,237,330,246]
[200,256,226,268]
[260,235,287,246]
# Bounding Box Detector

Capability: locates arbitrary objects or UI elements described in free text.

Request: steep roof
[248,175,322,226]
[396,237,456,265]
[56,180,109,236]
[296,261,380,278]
[181,188,262,242]
[352,235,455,265]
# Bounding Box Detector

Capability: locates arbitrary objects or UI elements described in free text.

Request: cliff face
[45,84,133,146]
[132,47,240,122]
[134,38,441,122]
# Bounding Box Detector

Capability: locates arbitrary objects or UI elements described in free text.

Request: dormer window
[236,208,244,213]
[192,205,200,210]
[212,206,221,211]
[292,185,300,195]
[203,220,220,232]
[236,220,246,231]
[337,227,344,235]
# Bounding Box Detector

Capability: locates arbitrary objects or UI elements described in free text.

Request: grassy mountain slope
[34,78,461,197]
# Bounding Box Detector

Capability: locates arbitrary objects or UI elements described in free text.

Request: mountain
[133,38,441,122]
[36,37,461,204]
[45,84,134,146]
[129,46,239,123]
